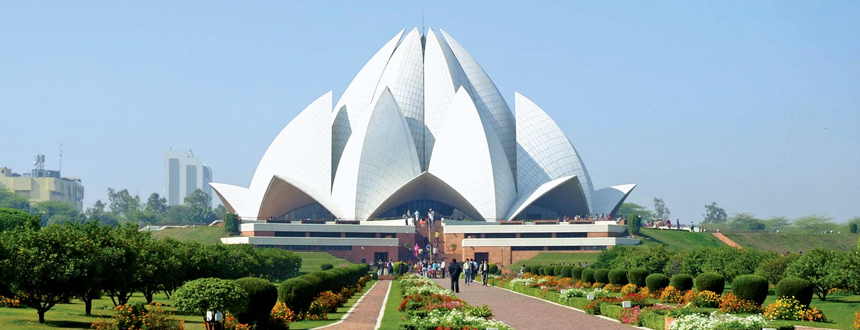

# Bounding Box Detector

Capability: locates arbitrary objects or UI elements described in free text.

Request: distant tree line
[0,186,226,226]
[0,208,301,323]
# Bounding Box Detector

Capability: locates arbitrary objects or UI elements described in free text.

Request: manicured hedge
[489,263,500,275]
[581,269,595,283]
[600,304,624,319]
[627,268,648,288]
[608,269,628,286]
[559,265,572,278]
[776,277,814,307]
[732,275,769,306]
[594,269,610,284]
[234,277,277,326]
[320,263,334,270]
[571,266,585,281]
[278,263,369,312]
[554,265,564,277]
[671,274,694,291]
[646,273,670,292]
[696,272,725,295]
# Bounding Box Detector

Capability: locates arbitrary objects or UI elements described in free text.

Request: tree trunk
[38,309,46,323]
[144,291,154,304]
[83,298,93,316]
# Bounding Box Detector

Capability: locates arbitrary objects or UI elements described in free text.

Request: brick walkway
[315,281,390,330]
[433,278,635,330]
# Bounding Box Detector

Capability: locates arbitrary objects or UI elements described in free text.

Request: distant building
[164,150,212,206]
[0,159,85,211]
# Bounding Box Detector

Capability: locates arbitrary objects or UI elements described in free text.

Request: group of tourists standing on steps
[403,208,441,228]
[446,258,490,293]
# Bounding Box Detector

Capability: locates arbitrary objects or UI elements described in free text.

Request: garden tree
[626,214,642,236]
[76,220,116,315]
[256,248,302,281]
[0,207,40,232]
[138,238,182,303]
[617,203,652,222]
[184,189,216,224]
[85,199,118,226]
[157,238,193,299]
[728,213,765,231]
[32,200,85,225]
[107,188,142,221]
[0,223,99,323]
[165,204,190,224]
[144,192,168,224]
[764,216,790,232]
[224,213,240,236]
[702,202,727,224]
[678,248,710,277]
[786,248,842,300]
[754,254,798,285]
[793,214,835,233]
[0,187,31,212]
[652,197,670,221]
[831,250,860,295]
[623,245,676,275]
[171,278,249,326]
[847,216,860,234]
[103,224,150,306]
[214,204,227,221]
[702,247,775,281]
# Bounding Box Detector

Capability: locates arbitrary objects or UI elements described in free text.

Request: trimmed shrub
[671,274,694,292]
[537,267,545,276]
[581,269,596,283]
[234,277,277,326]
[696,272,725,295]
[608,269,629,286]
[489,263,500,275]
[554,265,564,277]
[775,277,814,307]
[571,267,586,281]
[627,268,648,288]
[278,278,315,313]
[646,273,670,292]
[559,265,573,278]
[320,263,334,271]
[594,269,610,284]
[732,275,769,306]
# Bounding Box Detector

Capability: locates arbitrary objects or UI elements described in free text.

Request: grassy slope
[638,228,727,251]
[296,251,352,273]
[508,252,600,271]
[723,232,859,252]
[149,226,226,244]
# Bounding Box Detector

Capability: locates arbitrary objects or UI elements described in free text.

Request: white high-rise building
[164,150,212,206]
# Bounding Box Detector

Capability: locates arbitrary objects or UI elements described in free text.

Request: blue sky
[1,1,858,223]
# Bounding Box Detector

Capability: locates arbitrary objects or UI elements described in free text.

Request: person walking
[448,259,462,293]
[463,259,472,286]
[471,259,478,282]
[480,260,489,286]
[440,260,446,279]
[432,245,438,260]
[519,264,526,277]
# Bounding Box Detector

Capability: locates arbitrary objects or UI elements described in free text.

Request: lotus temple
[213,28,640,266]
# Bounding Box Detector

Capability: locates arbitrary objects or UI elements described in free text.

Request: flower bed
[669,312,771,330]
[397,274,511,330]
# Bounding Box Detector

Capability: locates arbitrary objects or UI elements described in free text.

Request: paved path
[434,278,635,330]
[712,232,742,248]
[315,281,390,330]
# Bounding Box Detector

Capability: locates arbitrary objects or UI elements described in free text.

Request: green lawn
[150,226,227,245]
[295,251,352,273]
[762,292,860,330]
[288,280,376,329]
[507,252,600,271]
[638,228,727,251]
[723,232,859,252]
[378,280,403,329]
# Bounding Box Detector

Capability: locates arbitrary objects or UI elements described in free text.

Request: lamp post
[205,310,224,330]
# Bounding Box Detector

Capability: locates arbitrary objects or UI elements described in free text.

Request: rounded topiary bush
[646,273,670,292]
[695,272,725,295]
[234,277,278,326]
[671,274,694,292]
[609,269,629,286]
[554,265,564,277]
[581,268,596,283]
[278,278,316,313]
[594,269,610,284]
[320,263,334,271]
[627,268,648,288]
[489,263,500,275]
[537,267,545,276]
[307,271,338,292]
[527,265,538,274]
[732,275,769,306]
[776,277,814,307]
[571,267,586,281]
[559,265,573,278]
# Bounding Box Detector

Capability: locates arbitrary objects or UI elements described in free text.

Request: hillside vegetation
[638,228,727,251]
[150,226,227,244]
[724,231,859,252]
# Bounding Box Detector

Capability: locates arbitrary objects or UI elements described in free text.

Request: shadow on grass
[46,320,94,328]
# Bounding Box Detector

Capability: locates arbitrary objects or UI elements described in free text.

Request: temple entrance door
[474,252,489,263]
[374,252,389,263]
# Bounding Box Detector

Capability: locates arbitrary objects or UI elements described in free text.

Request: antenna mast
[59,143,63,174]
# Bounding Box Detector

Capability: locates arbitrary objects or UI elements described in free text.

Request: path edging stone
[312,281,379,330]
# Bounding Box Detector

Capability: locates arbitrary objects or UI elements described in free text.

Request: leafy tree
[214,204,227,221]
[831,250,860,295]
[755,254,798,285]
[145,193,168,216]
[183,189,215,224]
[0,187,30,212]
[171,278,249,324]
[847,216,860,234]
[626,214,642,236]
[728,213,765,231]
[107,188,142,221]
[764,216,790,232]
[702,202,728,224]
[32,200,85,225]
[0,207,39,233]
[617,203,652,222]
[103,224,149,306]
[85,199,118,226]
[0,223,99,323]
[224,213,240,236]
[652,197,670,221]
[786,248,842,300]
[76,220,115,315]
[165,205,190,224]
[793,214,835,233]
